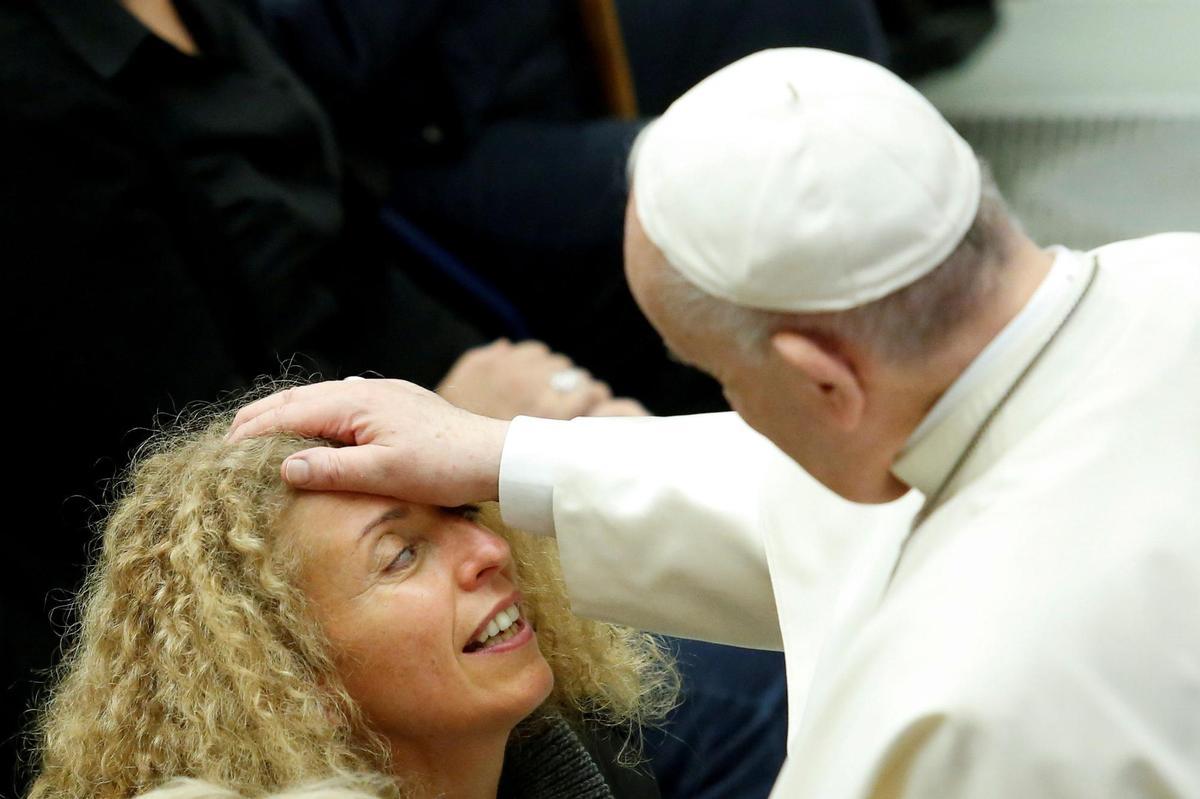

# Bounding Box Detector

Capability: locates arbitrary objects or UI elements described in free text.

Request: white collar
[892,246,1094,500]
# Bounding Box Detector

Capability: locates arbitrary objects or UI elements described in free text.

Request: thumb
[282,445,397,496]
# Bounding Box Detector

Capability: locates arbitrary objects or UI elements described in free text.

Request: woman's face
[282,492,554,746]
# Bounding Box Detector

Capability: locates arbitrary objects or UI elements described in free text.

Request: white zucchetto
[631,48,982,312]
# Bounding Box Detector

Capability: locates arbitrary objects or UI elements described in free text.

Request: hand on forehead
[228,378,509,508]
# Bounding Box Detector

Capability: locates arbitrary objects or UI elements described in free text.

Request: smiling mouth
[463,603,524,653]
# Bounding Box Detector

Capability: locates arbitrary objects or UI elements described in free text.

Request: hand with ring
[435,339,615,420]
[548,367,587,394]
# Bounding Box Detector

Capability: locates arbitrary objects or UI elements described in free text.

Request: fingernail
[285,458,312,485]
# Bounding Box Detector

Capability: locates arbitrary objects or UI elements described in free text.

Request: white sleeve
[499,412,786,649]
[498,415,570,538]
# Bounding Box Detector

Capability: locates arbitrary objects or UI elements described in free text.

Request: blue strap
[379,206,532,339]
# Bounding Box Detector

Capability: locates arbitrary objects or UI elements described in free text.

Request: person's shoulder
[576,721,661,799]
[1,4,75,88]
[500,715,661,799]
[1073,233,1200,364]
[0,6,156,191]
[1090,232,1200,273]
[0,4,127,136]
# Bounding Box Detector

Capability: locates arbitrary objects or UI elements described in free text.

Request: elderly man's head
[624,49,1049,502]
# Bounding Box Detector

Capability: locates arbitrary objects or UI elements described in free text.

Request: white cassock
[500,234,1200,798]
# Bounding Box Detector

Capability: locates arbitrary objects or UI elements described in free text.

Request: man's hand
[227,379,508,506]
[586,398,651,417]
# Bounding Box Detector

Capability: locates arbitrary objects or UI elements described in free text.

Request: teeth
[473,604,521,647]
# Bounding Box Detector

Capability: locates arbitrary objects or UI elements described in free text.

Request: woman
[28,394,675,799]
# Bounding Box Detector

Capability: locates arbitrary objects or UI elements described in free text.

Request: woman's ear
[769,330,865,431]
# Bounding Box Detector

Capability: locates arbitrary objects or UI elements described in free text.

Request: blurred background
[914,0,1200,249]
[4,0,1198,795]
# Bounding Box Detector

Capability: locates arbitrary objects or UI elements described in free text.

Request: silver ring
[548,367,586,393]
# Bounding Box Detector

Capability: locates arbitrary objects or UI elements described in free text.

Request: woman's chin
[505,651,556,722]
[502,654,557,727]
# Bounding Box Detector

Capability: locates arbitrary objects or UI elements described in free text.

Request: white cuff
[498,415,573,538]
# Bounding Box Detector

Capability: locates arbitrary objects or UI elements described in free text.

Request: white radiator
[916,0,1200,249]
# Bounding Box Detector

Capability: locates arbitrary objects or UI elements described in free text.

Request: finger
[519,345,564,368]
[565,371,609,400]
[228,383,335,439]
[468,339,509,359]
[513,339,550,355]
[584,379,612,404]
[281,444,402,497]
[588,398,651,417]
[574,381,613,413]
[543,381,610,419]
[228,388,365,444]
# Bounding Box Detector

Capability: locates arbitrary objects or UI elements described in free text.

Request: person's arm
[502,412,783,648]
[506,411,910,656]
[231,381,893,650]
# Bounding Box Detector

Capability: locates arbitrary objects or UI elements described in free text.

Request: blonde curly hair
[28,398,676,799]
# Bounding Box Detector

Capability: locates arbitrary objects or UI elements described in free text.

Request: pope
[229,49,1200,797]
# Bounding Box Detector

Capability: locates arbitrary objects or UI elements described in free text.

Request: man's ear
[770,330,865,431]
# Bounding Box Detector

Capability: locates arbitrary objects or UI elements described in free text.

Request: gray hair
[648,160,1020,363]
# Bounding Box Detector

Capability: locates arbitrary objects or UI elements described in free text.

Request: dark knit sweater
[498,716,659,799]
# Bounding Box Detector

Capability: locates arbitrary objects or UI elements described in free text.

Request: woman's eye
[451,503,482,520]
[386,544,419,573]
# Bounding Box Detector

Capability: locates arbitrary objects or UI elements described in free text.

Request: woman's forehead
[282,492,417,552]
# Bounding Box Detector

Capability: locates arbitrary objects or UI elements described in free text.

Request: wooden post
[578,0,639,119]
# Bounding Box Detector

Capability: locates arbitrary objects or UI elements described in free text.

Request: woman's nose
[455,523,512,589]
